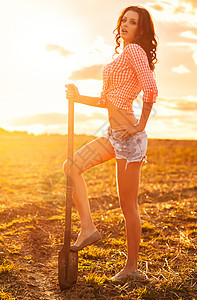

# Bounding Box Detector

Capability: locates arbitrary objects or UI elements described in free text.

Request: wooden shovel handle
[64,98,74,246]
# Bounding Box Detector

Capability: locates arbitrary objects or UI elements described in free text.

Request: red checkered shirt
[97,43,158,113]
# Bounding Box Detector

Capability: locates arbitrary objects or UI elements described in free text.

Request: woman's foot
[70,228,101,251]
[111,268,140,281]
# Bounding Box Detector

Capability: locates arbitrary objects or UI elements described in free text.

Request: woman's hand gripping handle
[65,84,80,102]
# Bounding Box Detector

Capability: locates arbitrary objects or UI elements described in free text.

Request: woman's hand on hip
[65,84,80,101]
[113,124,141,139]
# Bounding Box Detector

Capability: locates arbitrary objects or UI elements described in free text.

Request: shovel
[58,97,78,290]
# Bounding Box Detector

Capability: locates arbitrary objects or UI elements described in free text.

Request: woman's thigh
[64,137,116,175]
[116,159,142,208]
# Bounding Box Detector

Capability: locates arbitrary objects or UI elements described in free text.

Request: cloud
[174,98,197,111]
[150,0,197,26]
[174,6,185,14]
[180,30,197,40]
[5,98,197,139]
[158,97,197,111]
[75,112,106,122]
[45,44,74,57]
[181,0,197,9]
[68,65,105,80]
[172,64,191,74]
[8,112,107,127]
[9,113,68,126]
[193,51,197,65]
[149,4,165,11]
[175,0,197,11]
[167,41,197,65]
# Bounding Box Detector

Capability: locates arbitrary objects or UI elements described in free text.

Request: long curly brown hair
[114,6,158,71]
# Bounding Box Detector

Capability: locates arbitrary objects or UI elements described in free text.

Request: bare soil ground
[0,132,196,299]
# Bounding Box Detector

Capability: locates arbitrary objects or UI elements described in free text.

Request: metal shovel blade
[58,245,78,290]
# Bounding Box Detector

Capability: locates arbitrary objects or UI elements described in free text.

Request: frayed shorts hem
[116,155,148,170]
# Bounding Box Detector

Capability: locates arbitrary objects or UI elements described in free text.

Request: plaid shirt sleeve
[125,44,158,103]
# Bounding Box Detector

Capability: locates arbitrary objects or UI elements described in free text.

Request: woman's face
[120,10,139,47]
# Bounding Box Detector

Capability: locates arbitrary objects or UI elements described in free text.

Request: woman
[64,6,158,280]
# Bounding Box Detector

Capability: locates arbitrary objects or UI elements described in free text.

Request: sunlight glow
[0,0,197,139]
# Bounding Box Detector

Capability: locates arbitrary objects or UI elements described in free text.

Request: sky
[0,0,197,139]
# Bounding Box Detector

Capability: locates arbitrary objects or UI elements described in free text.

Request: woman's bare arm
[137,102,153,132]
[75,95,101,107]
[65,84,105,108]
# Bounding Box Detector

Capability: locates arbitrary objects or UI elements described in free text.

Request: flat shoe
[110,271,140,281]
[70,230,101,251]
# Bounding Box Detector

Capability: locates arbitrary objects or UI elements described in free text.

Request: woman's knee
[63,159,83,176]
[63,160,68,174]
[119,197,138,215]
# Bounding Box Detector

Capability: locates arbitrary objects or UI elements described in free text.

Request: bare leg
[63,137,115,246]
[72,173,95,231]
[112,159,142,279]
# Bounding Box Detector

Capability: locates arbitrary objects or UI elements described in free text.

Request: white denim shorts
[104,127,148,169]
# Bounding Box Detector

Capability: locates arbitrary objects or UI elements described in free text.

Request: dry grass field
[0,129,196,299]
